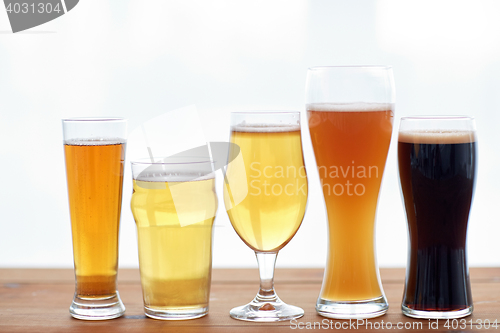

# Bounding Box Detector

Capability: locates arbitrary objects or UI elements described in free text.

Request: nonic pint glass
[63,118,127,320]
[398,116,476,319]
[306,66,394,319]
[130,158,217,320]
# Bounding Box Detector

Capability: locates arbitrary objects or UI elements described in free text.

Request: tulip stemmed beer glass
[306,66,395,319]
[398,116,476,319]
[63,118,127,320]
[223,112,308,321]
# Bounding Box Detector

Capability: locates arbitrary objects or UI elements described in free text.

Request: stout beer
[398,130,476,314]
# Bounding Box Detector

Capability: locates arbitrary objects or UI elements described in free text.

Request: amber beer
[130,165,217,320]
[63,117,126,320]
[224,126,308,252]
[308,103,394,301]
[65,140,125,297]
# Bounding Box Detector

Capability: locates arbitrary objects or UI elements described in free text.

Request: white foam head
[64,138,125,146]
[306,102,395,112]
[231,123,300,132]
[398,130,476,144]
[133,162,214,182]
[135,170,215,182]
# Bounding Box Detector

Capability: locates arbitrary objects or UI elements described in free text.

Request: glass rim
[62,117,126,122]
[308,65,392,71]
[131,156,214,166]
[401,116,475,121]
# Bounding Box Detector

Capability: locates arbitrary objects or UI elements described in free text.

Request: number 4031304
[444,319,499,330]
[6,2,62,14]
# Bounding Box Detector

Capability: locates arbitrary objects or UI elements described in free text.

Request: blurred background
[0,0,499,269]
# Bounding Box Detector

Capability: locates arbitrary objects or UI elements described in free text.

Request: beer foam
[306,102,395,112]
[135,172,215,183]
[231,123,300,132]
[398,130,476,144]
[64,138,125,146]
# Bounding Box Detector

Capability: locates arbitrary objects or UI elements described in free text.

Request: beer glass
[306,66,394,319]
[63,118,127,320]
[223,112,308,321]
[130,158,217,320]
[398,116,476,319]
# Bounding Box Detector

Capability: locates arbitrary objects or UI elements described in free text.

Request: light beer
[131,174,217,317]
[64,139,125,297]
[224,126,308,252]
[224,112,307,321]
[307,103,394,301]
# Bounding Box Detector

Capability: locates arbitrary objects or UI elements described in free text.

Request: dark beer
[398,130,476,313]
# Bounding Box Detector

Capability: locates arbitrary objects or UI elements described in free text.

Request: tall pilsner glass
[398,116,476,319]
[306,66,394,319]
[223,112,308,321]
[63,118,127,320]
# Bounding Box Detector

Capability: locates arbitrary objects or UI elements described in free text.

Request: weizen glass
[223,112,308,321]
[398,116,476,319]
[63,118,127,320]
[130,158,217,320]
[306,66,394,319]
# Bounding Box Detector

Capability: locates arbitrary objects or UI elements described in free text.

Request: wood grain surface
[1,268,499,332]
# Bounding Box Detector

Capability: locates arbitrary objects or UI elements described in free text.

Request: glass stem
[255,252,279,302]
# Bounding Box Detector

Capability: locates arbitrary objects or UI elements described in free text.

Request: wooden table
[1,268,499,332]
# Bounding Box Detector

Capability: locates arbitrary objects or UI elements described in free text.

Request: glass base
[316,295,388,319]
[402,304,473,319]
[69,292,125,320]
[144,306,208,320]
[230,295,304,322]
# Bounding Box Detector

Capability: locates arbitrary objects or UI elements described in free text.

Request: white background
[0,0,499,269]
